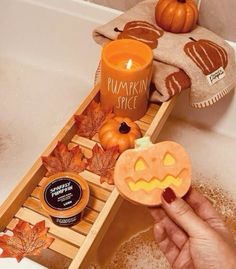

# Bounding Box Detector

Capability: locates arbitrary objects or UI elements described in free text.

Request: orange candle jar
[100,39,153,121]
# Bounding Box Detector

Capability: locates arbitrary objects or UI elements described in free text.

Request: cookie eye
[163,153,176,166]
[134,158,147,171]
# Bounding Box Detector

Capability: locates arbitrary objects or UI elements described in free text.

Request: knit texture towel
[93,0,236,108]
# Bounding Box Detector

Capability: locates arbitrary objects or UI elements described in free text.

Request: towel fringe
[191,85,234,108]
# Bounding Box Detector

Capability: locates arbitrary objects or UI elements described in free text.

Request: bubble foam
[104,227,170,269]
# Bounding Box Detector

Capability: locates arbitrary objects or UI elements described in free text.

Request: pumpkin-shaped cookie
[114,137,191,206]
[99,117,142,153]
[184,38,228,75]
[114,21,164,49]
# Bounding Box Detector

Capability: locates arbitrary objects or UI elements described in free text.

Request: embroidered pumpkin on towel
[165,70,191,96]
[114,21,164,49]
[155,0,198,33]
[114,137,192,206]
[99,117,142,153]
[184,38,228,75]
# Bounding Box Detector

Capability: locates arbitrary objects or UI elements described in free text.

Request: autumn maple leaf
[42,141,87,177]
[0,220,54,262]
[74,101,114,139]
[87,144,119,185]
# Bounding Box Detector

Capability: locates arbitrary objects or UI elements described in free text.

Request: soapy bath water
[89,178,236,269]
[104,227,170,269]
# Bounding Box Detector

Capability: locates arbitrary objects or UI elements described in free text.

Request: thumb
[161,187,210,238]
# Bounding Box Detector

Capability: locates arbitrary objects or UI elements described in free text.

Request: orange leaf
[87,144,119,185]
[0,220,54,262]
[42,142,87,177]
[74,101,114,139]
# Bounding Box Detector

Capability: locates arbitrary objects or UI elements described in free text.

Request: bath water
[89,178,236,269]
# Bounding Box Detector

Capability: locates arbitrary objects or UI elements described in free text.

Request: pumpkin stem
[119,122,131,134]
[189,37,197,42]
[178,0,186,2]
[114,27,123,33]
[135,137,153,149]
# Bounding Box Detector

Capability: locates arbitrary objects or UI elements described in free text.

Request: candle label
[107,77,149,110]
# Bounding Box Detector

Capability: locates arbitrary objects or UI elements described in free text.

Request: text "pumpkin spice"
[107,77,148,110]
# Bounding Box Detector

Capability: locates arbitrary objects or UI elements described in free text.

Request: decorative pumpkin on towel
[114,21,164,49]
[114,137,191,206]
[155,0,198,33]
[99,116,142,153]
[165,70,191,95]
[184,38,228,75]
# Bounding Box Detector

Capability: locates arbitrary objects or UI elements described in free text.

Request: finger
[185,188,221,221]
[150,207,188,249]
[161,187,210,238]
[153,224,180,266]
[173,241,195,269]
[185,188,234,243]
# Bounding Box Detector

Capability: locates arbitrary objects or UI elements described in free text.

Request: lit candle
[100,39,153,121]
[126,59,133,70]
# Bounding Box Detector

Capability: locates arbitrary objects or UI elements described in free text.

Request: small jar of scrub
[40,172,90,227]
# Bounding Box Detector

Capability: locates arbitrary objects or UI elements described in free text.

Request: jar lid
[40,172,90,218]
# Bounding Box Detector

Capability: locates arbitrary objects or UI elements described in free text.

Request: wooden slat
[79,170,114,192]
[146,103,159,117]
[72,135,97,149]
[88,196,104,212]
[139,113,153,124]
[87,183,111,201]
[7,218,78,260]
[146,97,178,142]
[91,133,100,143]
[136,120,149,132]
[15,207,85,247]
[24,197,92,235]
[83,208,98,223]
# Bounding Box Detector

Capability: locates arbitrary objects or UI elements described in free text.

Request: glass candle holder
[100,39,153,121]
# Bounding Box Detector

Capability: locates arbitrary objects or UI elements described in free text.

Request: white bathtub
[0,0,235,268]
[0,0,120,203]
[0,0,119,267]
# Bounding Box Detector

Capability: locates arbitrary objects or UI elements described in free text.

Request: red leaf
[0,220,54,262]
[87,144,119,185]
[75,101,114,139]
[42,142,87,177]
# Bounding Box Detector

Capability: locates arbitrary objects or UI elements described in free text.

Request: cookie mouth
[126,170,186,192]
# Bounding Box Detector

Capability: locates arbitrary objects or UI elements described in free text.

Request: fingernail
[162,187,176,204]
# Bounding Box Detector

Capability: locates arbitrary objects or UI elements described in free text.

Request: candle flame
[126,59,133,70]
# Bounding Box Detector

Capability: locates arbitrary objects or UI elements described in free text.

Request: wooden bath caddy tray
[0,84,177,269]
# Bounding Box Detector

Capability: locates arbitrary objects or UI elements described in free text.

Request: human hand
[150,187,236,269]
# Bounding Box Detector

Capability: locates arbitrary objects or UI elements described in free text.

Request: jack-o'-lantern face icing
[114,139,191,206]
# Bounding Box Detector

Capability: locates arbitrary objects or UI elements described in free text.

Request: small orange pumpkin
[155,0,198,33]
[114,137,192,206]
[99,117,142,153]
